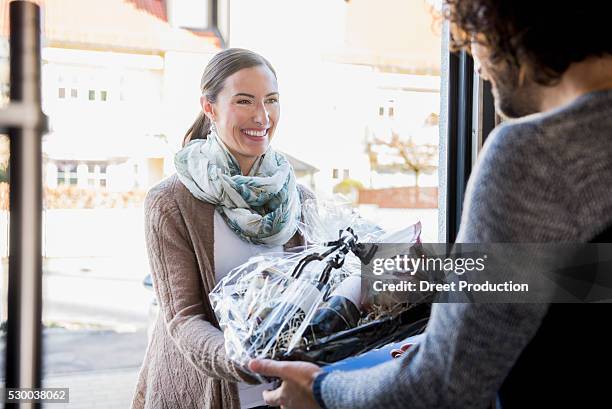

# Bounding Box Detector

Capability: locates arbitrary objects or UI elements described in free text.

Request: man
[249,1,612,408]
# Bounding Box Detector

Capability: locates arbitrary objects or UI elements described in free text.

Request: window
[57,162,77,185]
[225,0,444,240]
[56,161,110,188]
[3,1,468,405]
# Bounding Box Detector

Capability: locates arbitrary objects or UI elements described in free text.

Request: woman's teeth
[242,129,267,137]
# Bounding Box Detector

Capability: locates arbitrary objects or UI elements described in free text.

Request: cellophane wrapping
[209,200,432,380]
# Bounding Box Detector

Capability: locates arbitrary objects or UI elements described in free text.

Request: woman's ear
[201,95,215,121]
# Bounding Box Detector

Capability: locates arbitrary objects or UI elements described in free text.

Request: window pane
[229,0,442,241]
[0,1,448,407]
[38,2,164,404]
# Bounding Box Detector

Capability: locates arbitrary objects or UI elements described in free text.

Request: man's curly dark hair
[442,0,612,85]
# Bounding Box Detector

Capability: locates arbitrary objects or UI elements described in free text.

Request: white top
[213,210,282,409]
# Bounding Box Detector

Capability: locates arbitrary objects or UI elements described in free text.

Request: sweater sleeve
[145,186,257,384]
[317,121,576,409]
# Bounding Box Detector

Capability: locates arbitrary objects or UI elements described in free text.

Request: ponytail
[182,111,211,147]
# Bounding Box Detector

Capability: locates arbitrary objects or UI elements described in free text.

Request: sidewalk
[1,328,147,408]
[42,368,139,409]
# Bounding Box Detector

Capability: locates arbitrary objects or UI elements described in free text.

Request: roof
[282,151,319,175]
[0,0,220,54]
[126,0,167,21]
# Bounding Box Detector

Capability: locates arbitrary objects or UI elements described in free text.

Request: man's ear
[201,95,215,121]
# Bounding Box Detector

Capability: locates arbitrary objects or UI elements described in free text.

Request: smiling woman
[202,65,280,174]
[132,48,315,409]
[183,48,280,175]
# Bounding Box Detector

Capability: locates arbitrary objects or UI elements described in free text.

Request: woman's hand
[249,359,322,409]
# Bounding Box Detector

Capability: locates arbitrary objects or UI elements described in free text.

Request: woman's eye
[266,98,279,104]
[237,99,252,105]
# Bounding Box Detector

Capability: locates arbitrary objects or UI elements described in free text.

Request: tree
[0,136,8,183]
[366,131,437,188]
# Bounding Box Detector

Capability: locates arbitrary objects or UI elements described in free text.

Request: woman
[131,48,314,409]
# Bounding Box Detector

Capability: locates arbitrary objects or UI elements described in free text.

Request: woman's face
[202,65,280,173]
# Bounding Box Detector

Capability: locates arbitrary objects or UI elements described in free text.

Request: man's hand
[249,359,323,409]
[390,342,413,358]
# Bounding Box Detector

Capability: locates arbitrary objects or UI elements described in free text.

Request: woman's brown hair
[183,48,277,147]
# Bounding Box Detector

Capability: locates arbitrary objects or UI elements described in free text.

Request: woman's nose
[253,102,270,126]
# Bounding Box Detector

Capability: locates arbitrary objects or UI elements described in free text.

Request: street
[0,256,152,408]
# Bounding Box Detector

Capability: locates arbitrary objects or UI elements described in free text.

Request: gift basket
[209,200,433,379]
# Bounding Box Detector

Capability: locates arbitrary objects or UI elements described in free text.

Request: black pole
[481,80,497,144]
[446,50,474,243]
[5,2,44,408]
[456,50,474,225]
[446,51,459,243]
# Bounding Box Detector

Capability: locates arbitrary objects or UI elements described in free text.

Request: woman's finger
[262,387,282,407]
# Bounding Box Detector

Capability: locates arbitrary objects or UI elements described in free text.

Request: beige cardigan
[131,174,311,409]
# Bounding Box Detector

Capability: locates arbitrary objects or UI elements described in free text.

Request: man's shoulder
[485,92,612,166]
[494,90,612,146]
[479,118,545,167]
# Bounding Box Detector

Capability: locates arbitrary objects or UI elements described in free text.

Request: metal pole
[446,50,474,243]
[5,2,45,408]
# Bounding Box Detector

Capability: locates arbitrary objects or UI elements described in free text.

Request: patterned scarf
[174,131,300,246]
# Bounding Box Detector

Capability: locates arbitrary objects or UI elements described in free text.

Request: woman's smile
[240,127,270,142]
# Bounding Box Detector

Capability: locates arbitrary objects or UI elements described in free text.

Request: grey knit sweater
[315,89,612,409]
